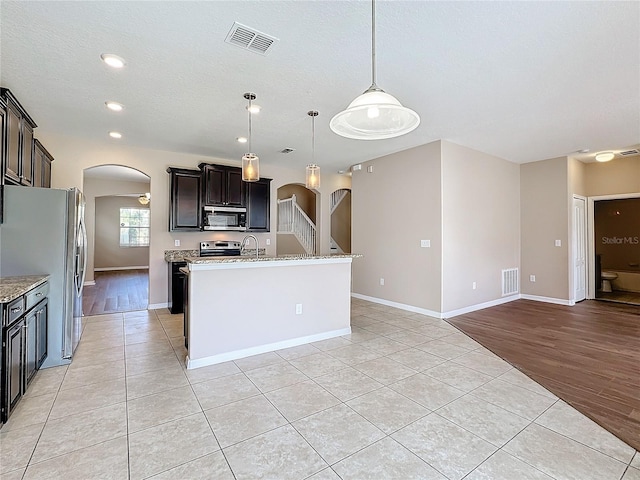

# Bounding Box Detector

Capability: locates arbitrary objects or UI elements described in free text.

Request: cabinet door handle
[35,292,43,297]
[11,306,23,314]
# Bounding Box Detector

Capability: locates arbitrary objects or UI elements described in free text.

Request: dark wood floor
[449,299,640,451]
[82,269,149,316]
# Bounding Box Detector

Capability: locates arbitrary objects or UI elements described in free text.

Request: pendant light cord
[312,114,315,164]
[248,98,253,152]
[371,0,377,88]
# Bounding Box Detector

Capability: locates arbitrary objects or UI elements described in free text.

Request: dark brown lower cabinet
[4,319,24,419]
[1,285,48,423]
[36,300,48,368]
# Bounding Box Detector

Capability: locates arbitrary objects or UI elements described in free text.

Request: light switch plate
[420,240,431,248]
[174,239,180,247]
[266,239,271,245]
[367,165,374,173]
[555,239,561,247]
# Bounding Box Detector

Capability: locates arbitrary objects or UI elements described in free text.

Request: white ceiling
[1,1,639,173]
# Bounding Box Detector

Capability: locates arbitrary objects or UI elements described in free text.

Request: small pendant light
[306,110,320,190]
[330,0,420,140]
[242,92,260,182]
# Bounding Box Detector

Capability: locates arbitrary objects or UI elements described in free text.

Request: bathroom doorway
[590,195,640,306]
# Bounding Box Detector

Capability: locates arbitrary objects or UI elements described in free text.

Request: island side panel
[187,260,352,368]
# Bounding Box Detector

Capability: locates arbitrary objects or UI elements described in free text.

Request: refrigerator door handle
[76,216,88,296]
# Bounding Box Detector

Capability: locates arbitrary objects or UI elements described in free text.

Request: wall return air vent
[225,22,279,55]
[502,268,519,296]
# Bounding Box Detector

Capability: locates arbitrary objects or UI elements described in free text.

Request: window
[120,208,150,247]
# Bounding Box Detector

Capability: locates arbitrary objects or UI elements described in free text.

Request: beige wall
[84,177,151,281]
[568,157,587,197]
[94,196,150,269]
[520,157,569,300]
[441,141,520,312]
[352,141,442,313]
[39,132,351,306]
[276,234,307,256]
[584,155,640,196]
[331,190,351,253]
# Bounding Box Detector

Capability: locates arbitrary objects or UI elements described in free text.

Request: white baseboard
[185,327,352,370]
[351,293,442,319]
[148,302,169,310]
[442,295,520,319]
[520,294,573,306]
[94,266,149,272]
[83,280,96,286]
[353,292,574,320]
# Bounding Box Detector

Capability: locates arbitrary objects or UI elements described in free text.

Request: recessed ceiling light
[595,151,615,162]
[100,53,126,69]
[577,149,590,154]
[236,136,248,143]
[105,101,124,112]
[109,131,123,139]
[246,104,261,114]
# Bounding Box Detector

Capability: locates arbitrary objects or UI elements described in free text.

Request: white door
[573,196,587,302]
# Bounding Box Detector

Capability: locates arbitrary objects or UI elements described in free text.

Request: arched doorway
[82,165,151,314]
[276,183,319,255]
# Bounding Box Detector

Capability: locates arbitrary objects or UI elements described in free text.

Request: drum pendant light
[306,110,320,190]
[242,92,260,182]
[330,0,420,140]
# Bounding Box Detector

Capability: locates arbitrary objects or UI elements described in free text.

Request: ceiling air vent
[280,148,295,154]
[225,22,279,56]
[619,149,639,156]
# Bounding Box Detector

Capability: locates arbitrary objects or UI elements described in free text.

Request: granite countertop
[164,249,199,262]
[164,248,267,262]
[184,253,363,265]
[0,275,50,303]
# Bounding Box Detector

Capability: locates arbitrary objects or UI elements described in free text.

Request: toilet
[601,271,618,293]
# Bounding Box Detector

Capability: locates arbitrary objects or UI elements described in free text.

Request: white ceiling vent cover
[619,149,639,156]
[225,22,278,55]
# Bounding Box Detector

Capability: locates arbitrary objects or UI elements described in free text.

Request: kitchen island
[182,254,360,369]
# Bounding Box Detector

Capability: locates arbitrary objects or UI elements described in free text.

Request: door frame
[586,192,640,299]
[571,195,587,303]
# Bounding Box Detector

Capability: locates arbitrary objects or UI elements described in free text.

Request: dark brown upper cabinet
[1,89,37,187]
[200,163,245,207]
[33,140,54,188]
[167,167,202,231]
[245,177,271,232]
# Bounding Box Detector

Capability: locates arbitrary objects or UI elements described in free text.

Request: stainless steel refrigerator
[0,185,87,367]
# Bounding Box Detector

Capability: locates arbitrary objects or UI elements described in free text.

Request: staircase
[277,195,316,254]
[330,189,350,253]
[330,189,349,214]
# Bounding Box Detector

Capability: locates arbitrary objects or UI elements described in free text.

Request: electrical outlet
[420,239,431,248]
[555,239,561,247]
[530,275,536,282]
[295,304,303,315]
[472,282,477,290]
[379,278,385,286]
[174,239,180,247]
[265,239,271,246]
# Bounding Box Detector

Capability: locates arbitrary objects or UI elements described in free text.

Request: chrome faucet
[241,234,259,259]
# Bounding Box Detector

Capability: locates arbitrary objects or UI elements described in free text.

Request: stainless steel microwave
[203,206,247,231]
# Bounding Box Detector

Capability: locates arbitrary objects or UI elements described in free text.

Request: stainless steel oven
[203,206,247,231]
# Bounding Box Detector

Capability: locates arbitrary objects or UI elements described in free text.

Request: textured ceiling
[1,1,638,173]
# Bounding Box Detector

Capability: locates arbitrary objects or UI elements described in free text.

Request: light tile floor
[1,298,638,480]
